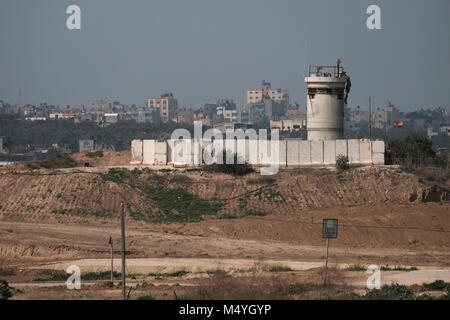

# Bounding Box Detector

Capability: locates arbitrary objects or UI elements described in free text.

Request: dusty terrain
[0,151,449,299]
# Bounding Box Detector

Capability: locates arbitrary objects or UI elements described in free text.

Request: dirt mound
[0,165,447,224]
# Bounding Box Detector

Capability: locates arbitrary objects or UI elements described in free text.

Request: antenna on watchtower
[336,58,342,76]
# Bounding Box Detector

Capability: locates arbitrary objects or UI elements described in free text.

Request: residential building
[79,139,95,152]
[137,109,161,124]
[372,102,400,129]
[104,113,119,124]
[286,108,307,121]
[176,108,195,125]
[147,93,178,123]
[216,99,238,122]
[270,119,304,132]
[202,103,218,118]
[213,122,256,134]
[246,80,289,106]
[242,97,285,123]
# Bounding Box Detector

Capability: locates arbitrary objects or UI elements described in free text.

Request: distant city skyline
[1,0,449,111]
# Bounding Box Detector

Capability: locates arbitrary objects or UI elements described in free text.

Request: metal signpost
[120,202,126,300]
[108,235,113,284]
[322,219,338,284]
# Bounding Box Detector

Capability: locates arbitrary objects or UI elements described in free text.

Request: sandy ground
[1,160,449,299]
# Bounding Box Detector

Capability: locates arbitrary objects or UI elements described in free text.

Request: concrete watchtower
[305,59,351,141]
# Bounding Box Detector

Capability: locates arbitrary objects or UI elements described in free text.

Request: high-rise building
[246,80,289,105]
[147,93,178,123]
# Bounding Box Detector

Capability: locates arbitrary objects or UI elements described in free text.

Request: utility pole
[368,96,372,141]
[324,238,329,284]
[120,202,126,300]
[384,108,388,141]
[109,235,113,284]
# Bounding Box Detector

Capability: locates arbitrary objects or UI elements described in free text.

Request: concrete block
[323,140,336,164]
[348,139,360,163]
[202,138,224,164]
[311,140,324,164]
[287,140,300,165]
[236,139,247,163]
[155,141,168,165]
[192,139,202,165]
[246,139,259,165]
[259,140,273,165]
[167,140,175,164]
[335,140,348,158]
[224,139,237,164]
[372,140,385,153]
[172,140,193,166]
[360,139,372,164]
[372,153,385,165]
[154,153,167,165]
[154,141,167,154]
[142,140,155,165]
[130,140,143,164]
[278,140,287,166]
[299,140,311,165]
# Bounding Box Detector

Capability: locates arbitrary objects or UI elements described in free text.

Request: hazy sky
[1,0,449,111]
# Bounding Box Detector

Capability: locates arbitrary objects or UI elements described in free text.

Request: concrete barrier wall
[130,140,143,164]
[287,140,300,165]
[372,141,385,165]
[311,140,324,164]
[142,140,155,165]
[324,140,336,164]
[348,139,360,164]
[335,140,347,158]
[359,139,372,164]
[299,141,311,165]
[278,140,287,166]
[155,141,167,165]
[130,139,385,167]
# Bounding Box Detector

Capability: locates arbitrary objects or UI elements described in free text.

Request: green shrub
[86,150,104,158]
[0,279,13,300]
[268,265,293,273]
[99,168,130,184]
[142,186,223,223]
[346,262,367,271]
[336,154,349,170]
[380,265,418,272]
[385,134,436,168]
[148,270,189,278]
[423,280,450,292]
[363,283,415,300]
[240,208,271,217]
